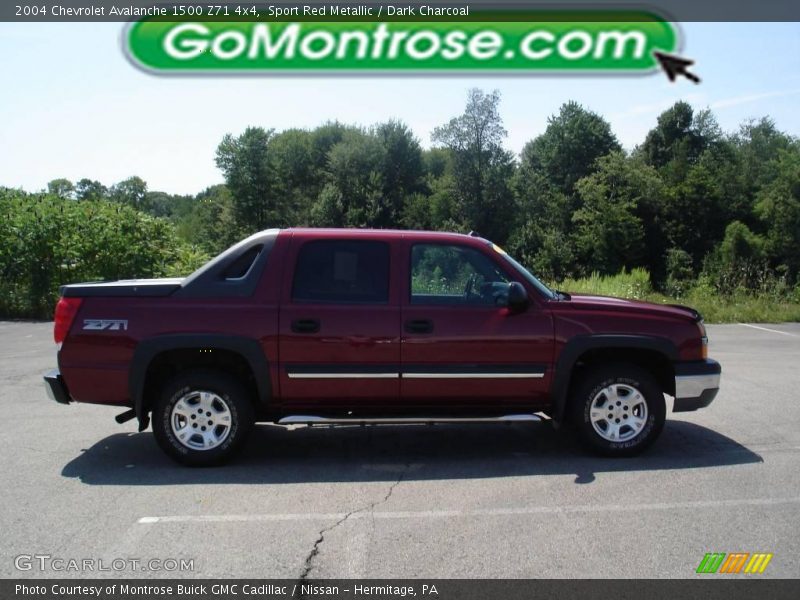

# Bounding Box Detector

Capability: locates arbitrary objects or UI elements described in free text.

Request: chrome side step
[277,414,541,426]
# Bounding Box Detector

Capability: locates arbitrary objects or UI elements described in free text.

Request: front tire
[570,364,666,457]
[152,370,254,466]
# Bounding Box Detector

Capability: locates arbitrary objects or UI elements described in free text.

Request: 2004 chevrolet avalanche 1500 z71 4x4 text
[44,229,721,465]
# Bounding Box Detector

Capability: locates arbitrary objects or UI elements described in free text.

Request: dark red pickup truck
[44,228,720,465]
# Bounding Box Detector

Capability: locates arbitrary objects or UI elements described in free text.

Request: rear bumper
[673,359,721,412]
[44,369,71,405]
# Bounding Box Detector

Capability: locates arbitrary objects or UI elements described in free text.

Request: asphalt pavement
[1,321,798,579]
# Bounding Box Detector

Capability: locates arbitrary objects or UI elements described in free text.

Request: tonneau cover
[60,278,183,298]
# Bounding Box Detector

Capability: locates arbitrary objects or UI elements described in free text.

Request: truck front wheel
[570,364,666,457]
[152,370,254,466]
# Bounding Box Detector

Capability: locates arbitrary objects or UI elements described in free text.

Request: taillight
[54,297,83,345]
[698,320,708,359]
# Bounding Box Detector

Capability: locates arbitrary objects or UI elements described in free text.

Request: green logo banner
[125,14,680,74]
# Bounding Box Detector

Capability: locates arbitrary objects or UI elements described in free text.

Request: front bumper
[673,359,721,412]
[44,369,71,405]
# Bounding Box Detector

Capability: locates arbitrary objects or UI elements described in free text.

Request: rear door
[400,240,553,409]
[278,234,401,409]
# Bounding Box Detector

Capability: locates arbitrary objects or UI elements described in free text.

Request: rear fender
[129,334,270,430]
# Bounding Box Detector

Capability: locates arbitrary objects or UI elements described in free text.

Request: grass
[556,269,800,324]
[559,268,653,301]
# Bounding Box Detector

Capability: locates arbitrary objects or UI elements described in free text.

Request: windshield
[488,242,558,300]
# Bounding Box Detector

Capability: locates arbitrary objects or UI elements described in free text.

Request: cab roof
[280,227,489,243]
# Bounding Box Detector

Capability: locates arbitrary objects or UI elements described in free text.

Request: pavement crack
[376,467,406,507]
[298,511,355,582]
[299,466,408,582]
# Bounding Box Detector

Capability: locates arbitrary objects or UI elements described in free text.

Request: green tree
[309,121,363,182]
[177,185,239,255]
[571,152,648,275]
[521,101,620,195]
[734,118,794,190]
[47,178,74,199]
[75,178,107,202]
[313,130,386,227]
[310,183,346,227]
[507,224,575,283]
[755,148,800,282]
[400,148,454,230]
[374,120,425,227]
[721,117,797,226]
[215,127,281,232]
[509,170,573,280]
[422,147,450,180]
[431,88,516,242]
[110,176,148,209]
[663,163,725,268]
[269,128,317,224]
[640,101,705,171]
[144,191,195,220]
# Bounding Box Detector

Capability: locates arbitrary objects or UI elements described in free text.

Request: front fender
[550,334,679,423]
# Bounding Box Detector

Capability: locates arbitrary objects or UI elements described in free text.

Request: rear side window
[222,245,262,280]
[292,240,390,304]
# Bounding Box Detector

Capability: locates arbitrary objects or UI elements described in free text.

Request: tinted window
[222,245,262,280]
[411,244,508,306]
[292,240,390,304]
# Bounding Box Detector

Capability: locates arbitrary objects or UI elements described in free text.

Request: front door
[400,241,553,409]
[278,235,401,410]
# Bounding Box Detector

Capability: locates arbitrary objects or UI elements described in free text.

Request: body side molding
[284,363,547,379]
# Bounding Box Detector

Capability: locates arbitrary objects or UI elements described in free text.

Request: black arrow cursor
[653,51,701,84]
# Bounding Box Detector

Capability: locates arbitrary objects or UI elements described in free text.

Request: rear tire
[152,370,254,466]
[569,363,666,457]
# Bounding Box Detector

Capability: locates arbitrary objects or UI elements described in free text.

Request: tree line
[2,88,799,318]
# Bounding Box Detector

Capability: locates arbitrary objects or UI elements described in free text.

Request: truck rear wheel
[152,370,254,466]
[570,364,666,457]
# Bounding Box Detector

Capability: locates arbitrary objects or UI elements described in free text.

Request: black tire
[152,369,254,466]
[569,363,666,457]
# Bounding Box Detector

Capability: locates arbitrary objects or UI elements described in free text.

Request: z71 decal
[83,319,128,331]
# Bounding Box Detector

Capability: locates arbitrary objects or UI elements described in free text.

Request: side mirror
[506,281,529,313]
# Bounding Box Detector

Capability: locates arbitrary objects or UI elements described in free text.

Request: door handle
[291,318,321,334]
[405,319,434,334]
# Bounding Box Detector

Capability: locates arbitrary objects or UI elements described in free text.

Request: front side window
[410,244,509,306]
[292,240,390,304]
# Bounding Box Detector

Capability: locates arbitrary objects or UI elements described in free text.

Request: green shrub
[665,247,694,297]
[0,191,207,318]
[700,221,770,295]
